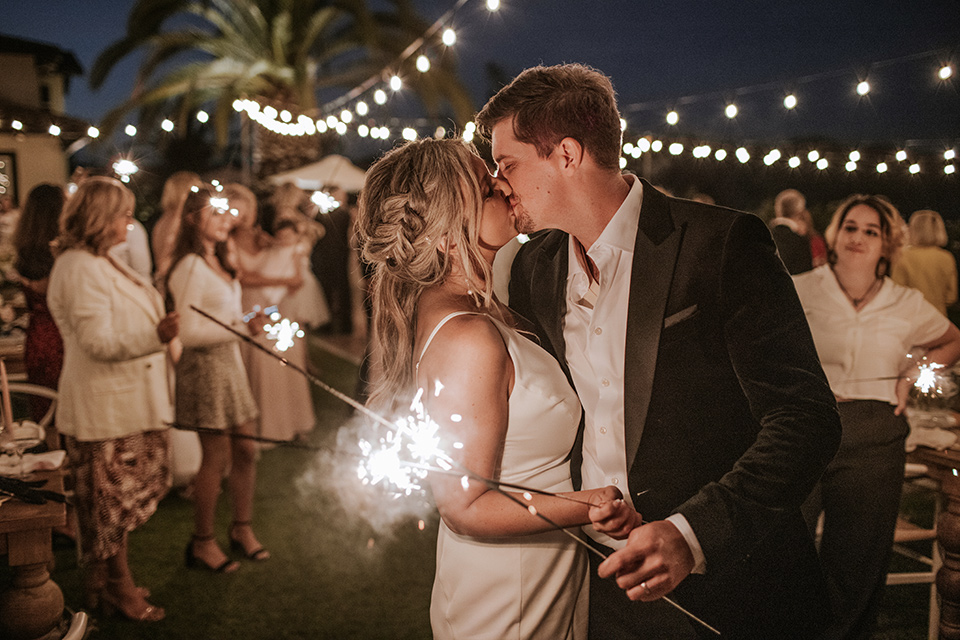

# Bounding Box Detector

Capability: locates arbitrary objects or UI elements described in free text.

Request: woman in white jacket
[48,176,179,622]
[166,186,269,575]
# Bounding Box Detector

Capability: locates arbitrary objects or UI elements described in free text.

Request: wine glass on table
[0,421,45,480]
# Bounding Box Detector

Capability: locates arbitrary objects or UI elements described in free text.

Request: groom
[477,64,841,639]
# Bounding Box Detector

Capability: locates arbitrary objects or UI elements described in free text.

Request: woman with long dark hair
[166,187,269,574]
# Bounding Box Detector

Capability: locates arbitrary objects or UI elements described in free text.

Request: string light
[896,150,907,161]
[714,149,727,161]
[940,65,953,80]
[788,156,801,168]
[416,55,431,73]
[946,150,957,160]
[725,103,738,119]
[909,163,921,174]
[124,124,137,137]
[668,142,683,155]
[846,161,857,172]
[196,110,209,123]
[947,165,956,175]
[11,120,22,130]
[637,138,651,152]
[486,0,500,10]
[849,150,861,162]
[48,124,61,136]
[402,127,418,141]
[442,28,457,46]
[356,101,368,116]
[374,89,387,105]
[856,80,871,96]
[876,162,888,173]
[783,94,797,109]
[666,110,679,125]
[87,126,100,138]
[735,147,750,163]
[161,119,174,132]
[807,150,820,162]
[817,158,829,170]
[389,75,402,91]
[651,140,663,152]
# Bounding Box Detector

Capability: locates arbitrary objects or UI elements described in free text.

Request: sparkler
[190,304,720,635]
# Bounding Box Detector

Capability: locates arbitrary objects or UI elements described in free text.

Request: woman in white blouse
[166,186,269,574]
[48,177,179,622]
[793,194,960,640]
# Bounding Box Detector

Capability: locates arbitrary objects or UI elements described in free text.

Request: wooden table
[0,470,67,640]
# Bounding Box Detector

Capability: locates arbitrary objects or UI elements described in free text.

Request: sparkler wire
[189,304,720,635]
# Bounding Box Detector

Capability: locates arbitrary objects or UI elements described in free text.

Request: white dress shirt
[564,176,705,570]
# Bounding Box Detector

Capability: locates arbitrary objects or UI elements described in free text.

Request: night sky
[4,0,959,142]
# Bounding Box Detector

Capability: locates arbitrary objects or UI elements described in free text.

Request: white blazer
[47,249,173,441]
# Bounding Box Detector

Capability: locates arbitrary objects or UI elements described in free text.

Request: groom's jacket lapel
[624,181,685,471]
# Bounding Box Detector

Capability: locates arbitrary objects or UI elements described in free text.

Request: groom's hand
[596,520,695,601]
[589,499,642,539]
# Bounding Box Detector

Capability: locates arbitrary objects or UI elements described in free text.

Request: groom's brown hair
[476,63,622,171]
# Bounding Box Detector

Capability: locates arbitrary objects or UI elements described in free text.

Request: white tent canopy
[266,154,366,192]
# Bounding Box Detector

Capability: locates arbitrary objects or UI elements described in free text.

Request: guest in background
[311,185,354,334]
[13,184,65,427]
[234,189,325,444]
[892,209,957,317]
[771,188,814,274]
[151,170,202,285]
[167,187,269,574]
[793,194,960,640]
[799,208,828,268]
[110,216,153,279]
[47,177,178,622]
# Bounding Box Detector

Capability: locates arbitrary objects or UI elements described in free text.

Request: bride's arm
[421,314,628,538]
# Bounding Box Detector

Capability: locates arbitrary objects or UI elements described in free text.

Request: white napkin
[0,450,66,475]
[906,426,958,452]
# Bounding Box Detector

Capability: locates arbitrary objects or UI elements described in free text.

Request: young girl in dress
[357,139,638,639]
[166,187,270,573]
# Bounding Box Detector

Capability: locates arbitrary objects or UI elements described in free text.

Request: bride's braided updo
[357,138,494,412]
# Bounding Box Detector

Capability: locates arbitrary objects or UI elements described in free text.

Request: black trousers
[802,400,909,640]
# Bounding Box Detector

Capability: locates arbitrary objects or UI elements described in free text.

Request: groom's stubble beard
[514,206,536,235]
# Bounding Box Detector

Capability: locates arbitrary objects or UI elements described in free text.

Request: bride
[357,138,638,639]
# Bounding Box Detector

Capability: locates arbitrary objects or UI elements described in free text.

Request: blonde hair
[824,194,905,278]
[908,209,948,248]
[161,171,203,218]
[356,139,495,413]
[223,183,258,228]
[774,189,806,220]
[55,176,134,256]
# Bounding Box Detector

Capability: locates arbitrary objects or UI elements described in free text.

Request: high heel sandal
[100,578,165,622]
[229,521,270,561]
[185,535,240,573]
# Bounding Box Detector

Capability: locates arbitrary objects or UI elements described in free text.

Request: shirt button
[594,327,603,336]
[599,427,607,435]
[601,378,610,387]
[612,478,619,485]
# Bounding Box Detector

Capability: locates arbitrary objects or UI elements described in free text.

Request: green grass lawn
[35,337,942,638]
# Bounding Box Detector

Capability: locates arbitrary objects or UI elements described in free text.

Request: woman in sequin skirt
[166,186,270,575]
[48,177,180,622]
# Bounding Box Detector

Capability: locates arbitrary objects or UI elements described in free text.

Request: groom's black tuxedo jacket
[508,180,841,638]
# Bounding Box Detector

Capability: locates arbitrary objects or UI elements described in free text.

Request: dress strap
[416,311,480,373]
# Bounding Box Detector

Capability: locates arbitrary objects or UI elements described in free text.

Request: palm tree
[90,0,475,175]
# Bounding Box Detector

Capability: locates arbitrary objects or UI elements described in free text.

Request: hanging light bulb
[849,150,861,162]
[125,124,137,137]
[374,89,387,105]
[725,104,738,119]
[390,75,402,91]
[856,80,870,96]
[788,156,801,168]
[402,128,418,141]
[909,163,921,174]
[845,161,857,172]
[196,110,209,123]
[783,94,797,109]
[816,158,829,170]
[714,149,728,161]
[161,119,174,132]
[896,150,908,162]
[356,101,369,116]
[416,55,430,73]
[442,28,456,46]
[666,110,679,125]
[486,0,500,11]
[939,65,953,80]
[735,147,749,163]
[87,126,100,138]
